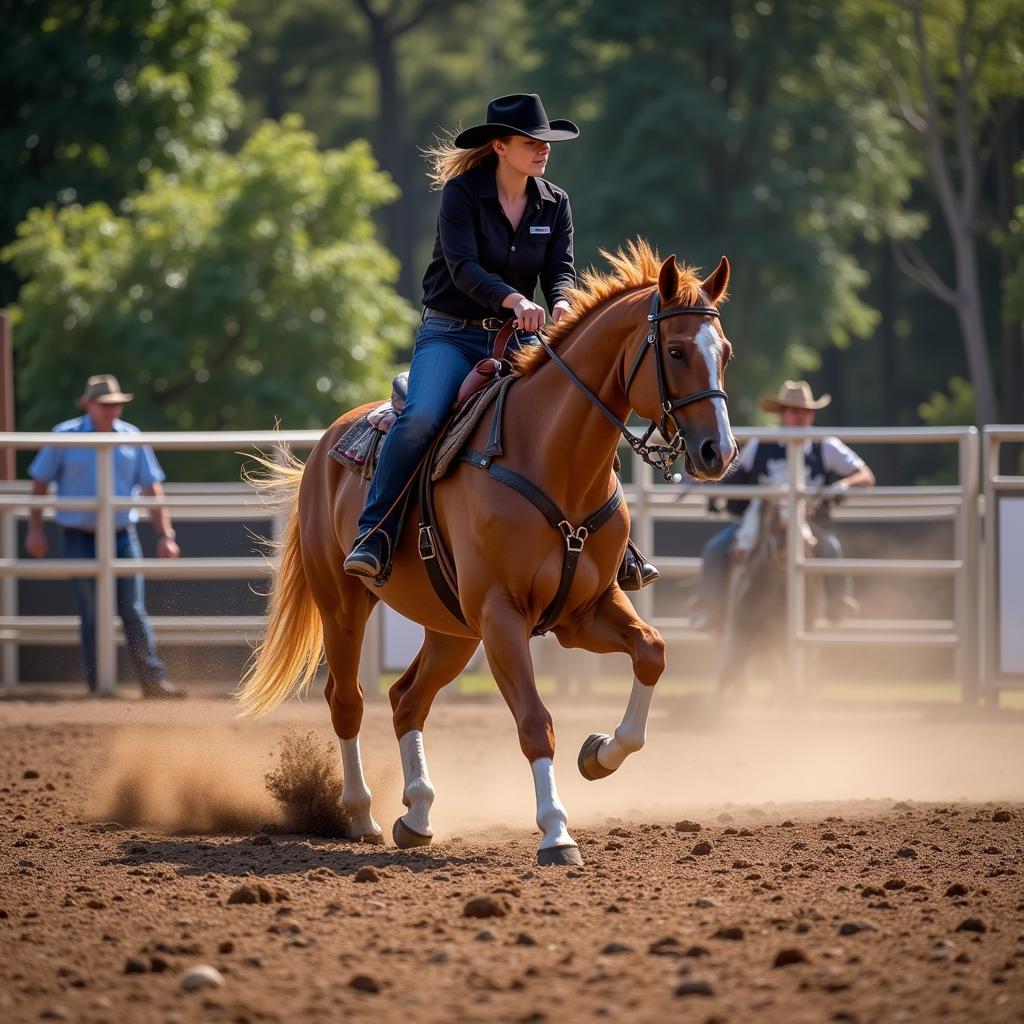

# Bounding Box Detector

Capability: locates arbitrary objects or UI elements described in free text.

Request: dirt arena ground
[2,689,1023,1023]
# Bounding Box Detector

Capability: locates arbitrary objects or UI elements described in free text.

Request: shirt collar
[81,413,126,433]
[476,163,556,203]
[533,176,555,203]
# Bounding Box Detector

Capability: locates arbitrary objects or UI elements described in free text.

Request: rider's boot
[344,530,392,585]
[617,538,660,591]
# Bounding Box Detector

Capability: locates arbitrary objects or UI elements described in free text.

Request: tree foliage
[1005,159,1024,322]
[517,0,921,422]
[4,117,416,436]
[846,0,1024,424]
[232,0,530,297]
[1,0,246,305]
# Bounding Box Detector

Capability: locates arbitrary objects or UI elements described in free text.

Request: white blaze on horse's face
[694,321,737,471]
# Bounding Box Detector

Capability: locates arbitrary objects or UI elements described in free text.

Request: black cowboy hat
[454,93,579,149]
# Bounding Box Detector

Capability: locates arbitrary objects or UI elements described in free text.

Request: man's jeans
[61,526,166,690]
[697,520,850,621]
[358,315,536,546]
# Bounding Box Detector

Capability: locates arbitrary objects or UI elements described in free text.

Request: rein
[416,290,729,634]
[539,290,727,480]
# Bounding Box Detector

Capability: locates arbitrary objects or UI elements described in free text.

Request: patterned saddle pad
[328,372,515,482]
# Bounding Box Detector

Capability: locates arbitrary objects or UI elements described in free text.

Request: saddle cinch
[330,322,656,625]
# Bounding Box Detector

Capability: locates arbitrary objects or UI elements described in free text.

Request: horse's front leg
[554,586,666,780]
[479,594,582,867]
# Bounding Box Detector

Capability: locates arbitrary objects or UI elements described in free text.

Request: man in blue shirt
[25,374,185,698]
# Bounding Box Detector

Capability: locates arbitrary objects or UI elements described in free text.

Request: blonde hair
[423,131,501,190]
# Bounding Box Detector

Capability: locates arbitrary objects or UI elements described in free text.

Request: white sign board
[381,606,483,673]
[998,496,1024,675]
[382,607,425,671]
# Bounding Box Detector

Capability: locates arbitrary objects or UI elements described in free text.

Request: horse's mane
[512,238,715,376]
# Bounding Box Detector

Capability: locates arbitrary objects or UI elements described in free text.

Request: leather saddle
[329,321,519,478]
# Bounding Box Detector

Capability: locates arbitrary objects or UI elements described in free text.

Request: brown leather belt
[422,307,509,331]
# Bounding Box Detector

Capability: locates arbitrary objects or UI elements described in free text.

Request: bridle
[538,289,728,479]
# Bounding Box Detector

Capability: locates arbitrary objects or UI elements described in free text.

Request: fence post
[0,507,16,689]
[979,428,1000,706]
[956,428,980,704]
[785,437,806,696]
[632,449,655,626]
[360,603,382,700]
[95,444,117,695]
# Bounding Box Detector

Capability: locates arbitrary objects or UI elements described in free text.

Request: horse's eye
[668,347,684,361]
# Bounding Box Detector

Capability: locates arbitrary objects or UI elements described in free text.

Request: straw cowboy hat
[79,374,133,406]
[758,379,831,413]
[454,93,579,149]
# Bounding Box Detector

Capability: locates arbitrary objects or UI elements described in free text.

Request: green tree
[520,0,921,423]
[4,117,416,446]
[851,0,1024,424]
[1,0,246,306]
[232,0,530,300]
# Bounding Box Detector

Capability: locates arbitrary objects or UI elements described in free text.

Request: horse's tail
[235,448,323,718]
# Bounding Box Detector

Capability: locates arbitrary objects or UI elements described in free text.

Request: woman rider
[344,93,657,591]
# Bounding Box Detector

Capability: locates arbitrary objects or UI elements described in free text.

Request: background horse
[237,241,737,866]
[715,496,832,701]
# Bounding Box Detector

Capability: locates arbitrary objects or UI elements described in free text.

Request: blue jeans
[698,519,849,620]
[698,522,739,621]
[358,315,537,546]
[61,526,166,691]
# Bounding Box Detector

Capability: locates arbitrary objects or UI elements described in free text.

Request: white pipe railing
[626,425,980,700]
[0,430,322,694]
[0,423,997,700]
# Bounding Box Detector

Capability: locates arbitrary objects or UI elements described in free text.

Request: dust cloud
[90,725,278,833]
[80,691,1024,845]
[89,722,388,836]
[393,698,1024,840]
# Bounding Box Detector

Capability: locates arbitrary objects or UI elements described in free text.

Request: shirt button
[511,245,516,252]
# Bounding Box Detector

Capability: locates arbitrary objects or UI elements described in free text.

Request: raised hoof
[578,733,616,781]
[537,844,584,868]
[392,816,432,850]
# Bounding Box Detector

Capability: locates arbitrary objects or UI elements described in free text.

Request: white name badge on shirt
[529,225,551,235]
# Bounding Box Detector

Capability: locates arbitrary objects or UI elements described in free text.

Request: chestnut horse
[237,241,737,866]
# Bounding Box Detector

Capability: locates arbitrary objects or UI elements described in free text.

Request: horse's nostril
[700,439,720,470]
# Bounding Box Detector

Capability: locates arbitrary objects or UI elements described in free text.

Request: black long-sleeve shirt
[420,159,576,320]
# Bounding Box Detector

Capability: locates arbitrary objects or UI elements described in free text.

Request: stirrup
[618,540,660,591]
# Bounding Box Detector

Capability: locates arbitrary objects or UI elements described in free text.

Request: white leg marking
[596,676,655,772]
[531,757,576,851]
[339,736,382,839]
[398,730,435,837]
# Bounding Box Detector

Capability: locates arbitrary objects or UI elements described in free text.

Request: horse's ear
[658,255,680,304]
[701,256,730,305]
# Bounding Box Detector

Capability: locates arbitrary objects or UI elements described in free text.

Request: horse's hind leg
[553,586,665,780]
[322,584,383,843]
[388,630,480,848]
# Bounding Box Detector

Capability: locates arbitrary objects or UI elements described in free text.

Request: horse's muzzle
[686,433,737,480]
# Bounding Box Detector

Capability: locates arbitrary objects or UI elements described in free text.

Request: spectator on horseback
[690,380,874,631]
[344,92,656,589]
